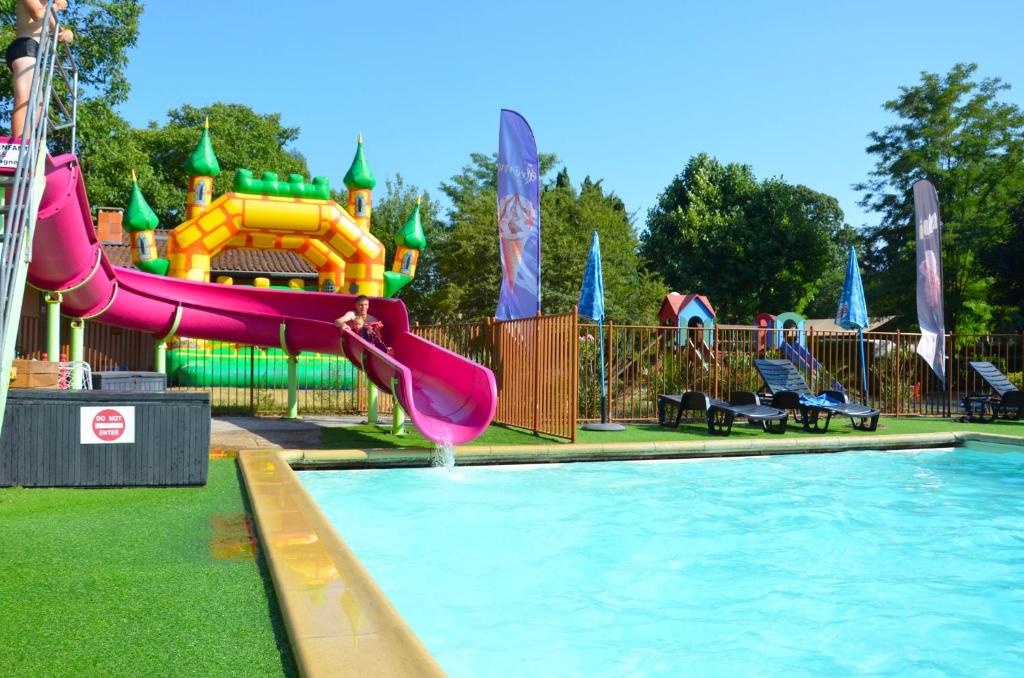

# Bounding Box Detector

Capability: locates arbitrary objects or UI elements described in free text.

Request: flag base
[581,423,626,432]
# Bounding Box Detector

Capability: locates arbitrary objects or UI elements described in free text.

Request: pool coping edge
[265,430,1024,469]
[238,450,445,678]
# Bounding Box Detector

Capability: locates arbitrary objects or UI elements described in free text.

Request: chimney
[96,208,124,244]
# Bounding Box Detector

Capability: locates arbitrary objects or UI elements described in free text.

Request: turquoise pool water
[299,444,1024,676]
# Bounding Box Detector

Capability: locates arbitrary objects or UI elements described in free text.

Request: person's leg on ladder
[10,55,36,138]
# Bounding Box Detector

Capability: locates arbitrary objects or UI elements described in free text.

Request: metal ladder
[0,0,79,439]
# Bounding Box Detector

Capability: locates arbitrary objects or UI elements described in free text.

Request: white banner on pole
[912,180,946,386]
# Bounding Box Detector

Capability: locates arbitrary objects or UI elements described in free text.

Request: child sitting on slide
[335,295,394,356]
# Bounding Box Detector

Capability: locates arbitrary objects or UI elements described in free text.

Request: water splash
[432,438,456,472]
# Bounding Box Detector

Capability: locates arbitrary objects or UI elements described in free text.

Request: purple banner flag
[913,180,946,386]
[496,109,540,320]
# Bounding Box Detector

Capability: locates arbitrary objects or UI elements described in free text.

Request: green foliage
[543,172,667,322]
[719,352,762,393]
[982,199,1024,329]
[426,153,666,324]
[578,332,602,419]
[856,63,1024,332]
[84,102,311,227]
[641,153,854,322]
[353,174,441,323]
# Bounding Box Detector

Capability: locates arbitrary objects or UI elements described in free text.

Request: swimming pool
[299,443,1024,676]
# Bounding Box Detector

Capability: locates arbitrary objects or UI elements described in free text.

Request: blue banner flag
[578,231,605,322]
[496,110,541,320]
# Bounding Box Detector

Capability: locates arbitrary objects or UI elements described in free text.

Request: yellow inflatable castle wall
[159,123,393,297]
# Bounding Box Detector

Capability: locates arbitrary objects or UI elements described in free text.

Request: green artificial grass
[0,460,296,677]
[320,417,1024,450]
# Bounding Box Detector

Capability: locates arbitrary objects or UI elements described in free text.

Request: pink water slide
[23,152,497,445]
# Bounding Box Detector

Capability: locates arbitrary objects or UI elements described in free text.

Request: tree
[856,63,1024,332]
[540,173,666,323]
[982,197,1024,329]
[641,153,852,322]
[427,153,665,324]
[87,102,311,226]
[355,174,441,323]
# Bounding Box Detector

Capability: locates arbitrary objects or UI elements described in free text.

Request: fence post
[533,313,541,435]
[713,322,719,398]
[945,332,953,418]
[607,320,615,421]
[895,329,901,418]
[248,347,255,413]
[571,307,579,442]
[808,325,815,394]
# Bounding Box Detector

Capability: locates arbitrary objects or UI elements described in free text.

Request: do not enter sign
[93,409,126,441]
[80,406,136,444]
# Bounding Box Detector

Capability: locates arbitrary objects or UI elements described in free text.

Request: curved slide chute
[25,153,497,445]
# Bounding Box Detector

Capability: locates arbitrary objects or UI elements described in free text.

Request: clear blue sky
[119,0,1024,231]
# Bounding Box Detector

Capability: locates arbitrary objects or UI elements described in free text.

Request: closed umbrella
[579,231,623,431]
[835,246,870,397]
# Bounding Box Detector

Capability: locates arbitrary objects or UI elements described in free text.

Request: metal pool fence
[15,310,1024,426]
[165,346,365,415]
[579,323,1023,422]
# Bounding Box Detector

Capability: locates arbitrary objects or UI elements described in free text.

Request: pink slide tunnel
[20,151,497,445]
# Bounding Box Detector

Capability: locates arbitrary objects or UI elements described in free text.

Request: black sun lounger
[754,359,880,433]
[963,361,1023,422]
[658,391,788,435]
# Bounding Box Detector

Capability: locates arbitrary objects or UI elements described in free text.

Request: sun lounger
[657,391,788,435]
[964,361,1023,422]
[754,359,880,433]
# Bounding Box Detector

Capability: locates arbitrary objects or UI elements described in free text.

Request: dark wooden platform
[1,389,210,487]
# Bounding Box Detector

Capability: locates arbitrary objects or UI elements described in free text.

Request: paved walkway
[211,414,396,450]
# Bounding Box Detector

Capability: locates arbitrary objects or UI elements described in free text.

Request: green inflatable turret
[125,171,169,276]
[384,198,427,297]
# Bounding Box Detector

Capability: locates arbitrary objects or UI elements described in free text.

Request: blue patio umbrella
[835,246,870,396]
[578,231,622,430]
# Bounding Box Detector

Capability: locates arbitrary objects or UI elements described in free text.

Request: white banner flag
[912,180,946,386]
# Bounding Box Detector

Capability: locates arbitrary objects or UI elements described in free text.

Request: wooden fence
[413,311,579,442]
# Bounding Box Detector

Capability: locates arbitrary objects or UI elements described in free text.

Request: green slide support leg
[154,341,166,375]
[392,404,406,436]
[287,354,298,419]
[367,383,378,425]
[388,377,406,435]
[45,293,61,361]
[69,318,84,390]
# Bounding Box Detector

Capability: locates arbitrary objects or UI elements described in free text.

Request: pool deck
[239,430,1024,676]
